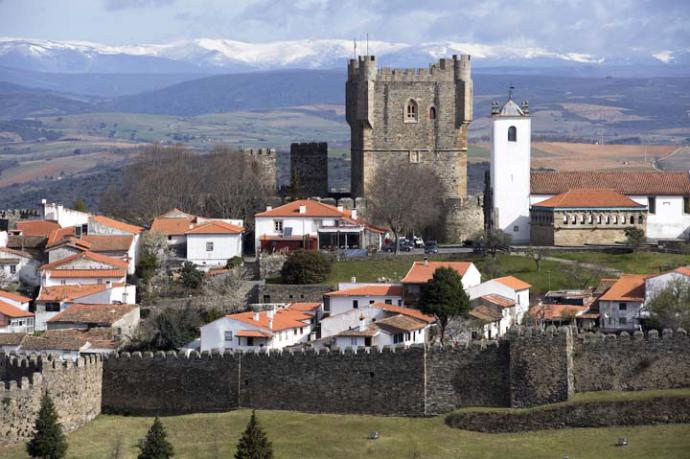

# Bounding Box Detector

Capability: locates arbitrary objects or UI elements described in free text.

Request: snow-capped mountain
[0,37,687,75]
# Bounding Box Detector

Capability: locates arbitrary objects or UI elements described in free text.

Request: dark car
[424,240,439,254]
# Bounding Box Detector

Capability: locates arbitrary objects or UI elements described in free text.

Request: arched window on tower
[429,106,437,120]
[405,99,418,123]
[508,126,517,142]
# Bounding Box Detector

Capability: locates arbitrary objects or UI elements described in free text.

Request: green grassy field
[550,251,690,274]
[2,409,689,459]
[325,253,597,295]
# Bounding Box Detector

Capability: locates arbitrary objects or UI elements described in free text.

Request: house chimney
[424,257,429,266]
[351,209,357,220]
[351,276,356,283]
[299,205,307,214]
[337,206,344,213]
[268,317,274,330]
[267,306,275,319]
[358,313,366,331]
[253,311,260,321]
[106,280,112,289]
[266,205,273,211]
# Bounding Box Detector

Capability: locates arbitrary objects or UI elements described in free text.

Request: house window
[639,215,644,224]
[353,300,359,309]
[385,299,392,305]
[206,242,214,252]
[60,280,66,285]
[409,150,420,163]
[9,265,16,274]
[508,126,517,142]
[429,106,437,120]
[167,235,172,241]
[619,317,627,325]
[513,225,519,232]
[293,328,298,336]
[224,331,233,341]
[350,337,358,346]
[369,300,375,304]
[648,197,656,214]
[405,99,418,123]
[393,333,404,344]
[45,303,61,312]
[619,302,627,311]
[274,220,284,232]
[685,197,690,214]
[404,332,411,341]
[247,337,254,346]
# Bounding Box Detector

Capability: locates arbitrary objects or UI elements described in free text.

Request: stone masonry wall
[254,283,334,304]
[573,329,690,392]
[290,142,328,197]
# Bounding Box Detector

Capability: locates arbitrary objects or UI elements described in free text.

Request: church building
[488,93,690,245]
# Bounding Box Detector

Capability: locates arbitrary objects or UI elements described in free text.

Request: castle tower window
[639,215,644,224]
[588,214,593,224]
[508,126,517,142]
[409,150,420,163]
[405,99,418,123]
[429,106,437,120]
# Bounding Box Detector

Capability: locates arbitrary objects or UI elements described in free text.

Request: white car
[413,236,424,248]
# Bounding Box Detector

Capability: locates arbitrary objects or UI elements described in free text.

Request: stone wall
[243,148,278,192]
[573,329,690,392]
[254,283,334,304]
[290,142,328,197]
[0,354,103,446]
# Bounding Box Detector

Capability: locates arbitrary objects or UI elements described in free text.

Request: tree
[235,410,273,459]
[138,417,174,459]
[625,226,645,250]
[73,198,88,213]
[472,228,512,258]
[645,278,690,331]
[280,250,331,284]
[418,267,470,343]
[564,261,606,290]
[137,307,202,351]
[179,262,203,290]
[525,246,545,272]
[367,162,446,250]
[26,392,68,459]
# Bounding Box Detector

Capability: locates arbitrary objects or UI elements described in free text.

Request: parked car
[424,240,439,254]
[413,236,424,248]
[383,240,412,252]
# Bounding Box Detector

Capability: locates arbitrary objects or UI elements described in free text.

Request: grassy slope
[326,254,588,295]
[550,251,690,274]
[2,409,689,459]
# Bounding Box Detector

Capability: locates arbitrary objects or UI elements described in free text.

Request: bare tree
[367,162,446,252]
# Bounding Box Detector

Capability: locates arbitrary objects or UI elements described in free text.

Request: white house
[468,275,531,332]
[88,215,145,274]
[40,251,128,287]
[200,304,313,352]
[185,221,244,271]
[323,283,403,316]
[254,199,385,253]
[401,260,482,305]
[35,283,135,331]
[488,94,690,243]
[41,199,89,229]
[0,246,40,287]
[598,274,647,332]
[0,289,34,334]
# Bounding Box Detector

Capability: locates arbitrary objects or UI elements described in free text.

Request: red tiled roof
[533,188,644,209]
[401,261,474,284]
[45,269,126,278]
[370,303,435,323]
[0,332,27,346]
[599,274,648,302]
[325,284,403,297]
[46,236,91,251]
[150,216,196,236]
[337,326,378,337]
[236,330,273,338]
[47,227,77,246]
[256,200,345,218]
[91,215,144,234]
[82,235,134,252]
[480,294,516,308]
[41,251,128,270]
[531,171,690,196]
[470,305,503,322]
[287,302,322,312]
[37,283,124,302]
[228,308,311,331]
[0,289,32,303]
[48,303,137,326]
[16,220,60,238]
[0,301,33,318]
[494,276,531,291]
[673,266,690,276]
[375,315,427,333]
[0,246,33,259]
[185,221,244,235]
[529,304,588,320]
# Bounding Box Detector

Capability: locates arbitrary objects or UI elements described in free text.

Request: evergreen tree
[179,261,203,290]
[235,410,273,459]
[138,417,174,459]
[419,267,470,344]
[26,392,68,459]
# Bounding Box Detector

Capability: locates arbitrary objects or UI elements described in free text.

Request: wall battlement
[347,55,471,82]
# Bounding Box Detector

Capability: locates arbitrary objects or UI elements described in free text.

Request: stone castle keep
[346,54,474,239]
[2,327,690,445]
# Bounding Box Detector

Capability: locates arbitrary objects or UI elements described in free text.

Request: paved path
[539,255,622,275]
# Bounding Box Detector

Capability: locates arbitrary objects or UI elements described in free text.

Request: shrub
[280,250,331,284]
[27,392,68,458]
[180,262,203,290]
[226,256,243,269]
[235,410,273,459]
[138,417,174,459]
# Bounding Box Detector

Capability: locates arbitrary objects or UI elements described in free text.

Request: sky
[0,0,689,56]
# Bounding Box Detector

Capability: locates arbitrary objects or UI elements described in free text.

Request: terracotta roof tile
[673,266,690,276]
[533,188,644,208]
[0,289,32,303]
[375,314,427,333]
[401,261,474,284]
[0,332,27,346]
[48,303,137,326]
[599,274,648,302]
[227,308,311,332]
[46,227,77,246]
[41,251,128,270]
[0,301,33,318]
[370,303,435,323]
[479,294,516,308]
[336,326,378,337]
[470,305,503,322]
[21,331,89,351]
[150,216,196,236]
[0,246,33,259]
[82,235,134,252]
[528,304,588,320]
[256,199,345,218]
[16,220,60,238]
[37,283,124,302]
[287,302,322,312]
[494,276,531,291]
[325,284,403,297]
[91,215,144,234]
[236,330,273,338]
[531,171,690,196]
[185,221,244,235]
[44,269,126,278]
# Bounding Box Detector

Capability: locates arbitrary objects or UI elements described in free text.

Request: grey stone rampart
[290,142,328,197]
[573,328,690,392]
[254,283,333,304]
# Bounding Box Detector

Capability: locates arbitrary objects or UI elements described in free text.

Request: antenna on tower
[508,84,515,100]
[353,38,357,59]
[366,33,369,56]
